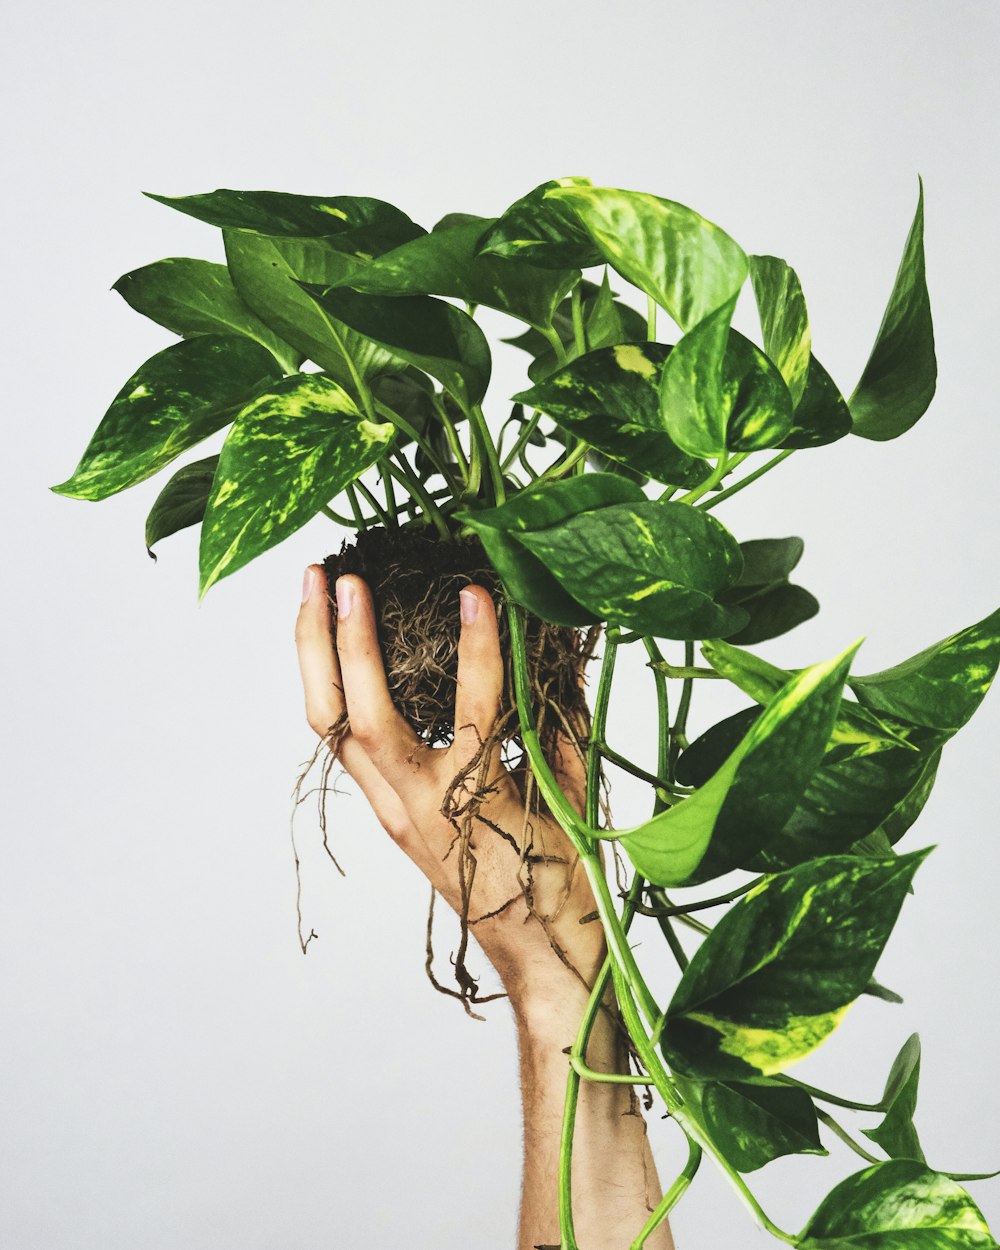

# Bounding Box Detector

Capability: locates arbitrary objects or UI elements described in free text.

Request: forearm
[512,994,674,1250]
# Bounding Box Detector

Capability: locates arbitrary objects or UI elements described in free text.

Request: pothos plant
[52,177,1000,1249]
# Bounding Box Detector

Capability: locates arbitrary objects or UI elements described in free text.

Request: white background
[3,2,999,1246]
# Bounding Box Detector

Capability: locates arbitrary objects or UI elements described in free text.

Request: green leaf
[863,1034,926,1162]
[513,343,710,487]
[620,642,859,886]
[780,353,853,448]
[296,284,491,407]
[457,474,645,627]
[690,1078,826,1173]
[849,182,937,441]
[198,374,395,596]
[700,638,915,762]
[544,185,748,332]
[849,605,1000,734]
[51,335,283,501]
[516,500,748,639]
[145,454,218,556]
[660,316,795,458]
[718,537,819,644]
[112,258,302,373]
[749,255,812,405]
[662,850,928,1080]
[331,217,578,330]
[798,1160,996,1248]
[475,177,603,269]
[144,188,425,251]
[223,233,399,385]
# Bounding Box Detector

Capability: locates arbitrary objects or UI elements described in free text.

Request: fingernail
[459,588,479,624]
[301,567,316,603]
[336,577,355,621]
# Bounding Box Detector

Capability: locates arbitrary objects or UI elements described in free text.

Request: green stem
[372,397,452,482]
[669,642,696,772]
[587,627,619,828]
[465,402,506,505]
[345,483,368,532]
[569,1055,655,1086]
[353,479,393,528]
[430,393,471,486]
[598,744,690,797]
[571,282,587,356]
[647,662,723,680]
[501,409,545,473]
[815,1108,883,1164]
[320,503,356,527]
[775,1075,883,1113]
[541,323,569,367]
[630,1138,701,1250]
[646,295,657,343]
[536,440,590,484]
[677,450,736,507]
[643,637,671,808]
[698,449,795,512]
[385,457,452,541]
[645,879,764,918]
[657,914,689,973]
[382,469,398,522]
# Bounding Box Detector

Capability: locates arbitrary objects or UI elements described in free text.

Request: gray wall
[3,2,998,1246]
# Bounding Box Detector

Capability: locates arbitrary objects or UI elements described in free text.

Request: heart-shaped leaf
[662,850,928,1080]
[475,177,602,269]
[113,258,301,373]
[144,188,425,251]
[718,537,820,644]
[145,454,219,557]
[51,335,283,501]
[780,353,853,448]
[331,217,578,330]
[798,1160,996,1248]
[863,1034,926,1162]
[223,233,400,385]
[457,474,645,627]
[513,343,710,487]
[296,283,491,407]
[749,255,812,405]
[849,605,1000,733]
[515,499,747,639]
[680,1077,826,1173]
[849,182,937,442]
[198,374,396,596]
[619,642,858,885]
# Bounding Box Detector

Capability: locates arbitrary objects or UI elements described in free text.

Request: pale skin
[295,565,675,1250]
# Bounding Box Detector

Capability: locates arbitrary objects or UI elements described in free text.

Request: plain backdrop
[3,2,999,1247]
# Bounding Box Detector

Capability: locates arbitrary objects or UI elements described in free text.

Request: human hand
[294,565,608,1021]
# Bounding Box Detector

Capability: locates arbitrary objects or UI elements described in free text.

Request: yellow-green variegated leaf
[850,182,937,442]
[145,454,219,557]
[51,335,283,501]
[513,343,710,487]
[475,177,602,269]
[144,189,425,252]
[660,316,795,458]
[296,283,491,408]
[332,217,578,331]
[543,185,748,332]
[863,1034,926,1163]
[223,233,401,386]
[198,374,395,596]
[749,255,812,405]
[619,642,859,886]
[798,1161,997,1249]
[112,258,302,373]
[662,851,928,1081]
[849,605,1000,734]
[514,499,747,639]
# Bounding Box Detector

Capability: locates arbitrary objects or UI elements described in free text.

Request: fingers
[332,574,425,796]
[453,585,504,769]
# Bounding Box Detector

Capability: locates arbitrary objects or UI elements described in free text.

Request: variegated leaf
[223,233,400,385]
[145,454,219,556]
[513,343,710,487]
[198,374,395,596]
[515,499,747,639]
[850,182,937,442]
[51,335,283,501]
[296,283,492,407]
[332,217,578,331]
[619,643,858,885]
[144,188,425,251]
[457,475,645,626]
[749,255,812,405]
[679,1077,826,1173]
[475,177,602,269]
[849,605,1000,733]
[863,1034,926,1162]
[780,352,853,448]
[662,851,928,1080]
[798,1160,997,1248]
[113,258,301,373]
